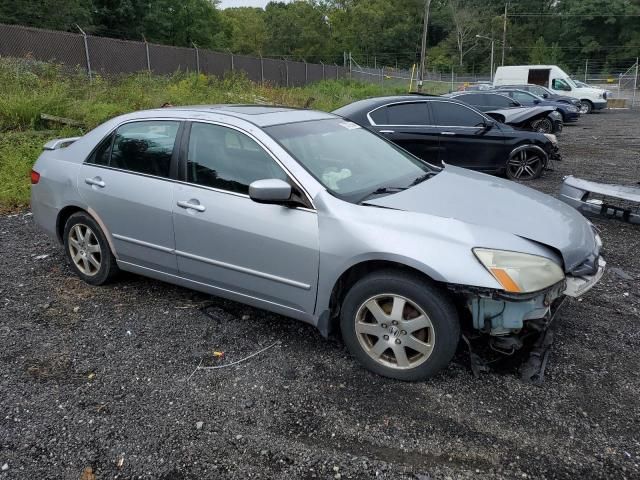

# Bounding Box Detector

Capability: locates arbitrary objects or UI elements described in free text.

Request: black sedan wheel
[506,147,546,180]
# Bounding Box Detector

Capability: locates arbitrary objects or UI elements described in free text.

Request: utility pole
[501,2,508,66]
[418,0,432,92]
[476,34,495,81]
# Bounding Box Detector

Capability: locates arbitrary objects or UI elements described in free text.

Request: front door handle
[177,200,206,212]
[441,131,456,136]
[85,177,105,188]
[379,129,395,134]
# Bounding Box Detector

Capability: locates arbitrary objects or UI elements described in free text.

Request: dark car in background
[495,84,581,107]
[333,95,560,180]
[447,91,564,134]
[495,88,580,123]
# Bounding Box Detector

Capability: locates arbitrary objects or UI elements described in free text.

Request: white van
[493,65,607,114]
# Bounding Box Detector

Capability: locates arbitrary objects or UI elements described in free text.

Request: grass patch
[0,57,448,208]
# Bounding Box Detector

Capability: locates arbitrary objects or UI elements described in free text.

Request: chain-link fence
[350,53,639,105]
[0,23,346,86]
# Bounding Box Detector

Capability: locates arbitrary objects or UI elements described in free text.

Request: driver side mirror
[249,179,292,205]
[542,93,549,98]
[533,99,541,104]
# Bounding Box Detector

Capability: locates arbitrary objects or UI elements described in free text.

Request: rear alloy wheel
[506,147,546,180]
[340,270,460,381]
[579,100,593,114]
[530,117,553,133]
[63,212,119,285]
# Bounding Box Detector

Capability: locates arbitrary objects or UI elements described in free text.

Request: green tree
[0,0,91,31]
[221,7,267,55]
[143,0,224,49]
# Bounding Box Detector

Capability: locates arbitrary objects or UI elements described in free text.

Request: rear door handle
[85,177,105,188]
[441,131,456,136]
[379,130,395,134]
[177,200,206,212]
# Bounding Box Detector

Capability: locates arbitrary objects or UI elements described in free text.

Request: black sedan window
[485,94,515,108]
[430,101,485,127]
[374,102,429,125]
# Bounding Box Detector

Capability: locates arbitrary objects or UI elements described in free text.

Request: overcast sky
[218,0,290,8]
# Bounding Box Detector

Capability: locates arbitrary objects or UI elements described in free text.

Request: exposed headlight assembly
[473,248,565,293]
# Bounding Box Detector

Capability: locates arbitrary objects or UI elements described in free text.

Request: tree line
[2,0,639,74]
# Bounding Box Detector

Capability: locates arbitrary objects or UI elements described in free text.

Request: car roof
[332,95,469,117]
[134,104,337,127]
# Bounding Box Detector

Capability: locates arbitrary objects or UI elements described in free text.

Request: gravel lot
[1,111,639,480]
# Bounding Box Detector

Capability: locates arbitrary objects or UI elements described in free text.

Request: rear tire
[506,146,546,181]
[340,270,460,381]
[63,212,119,286]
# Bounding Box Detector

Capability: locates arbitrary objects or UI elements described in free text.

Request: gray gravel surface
[1,111,639,479]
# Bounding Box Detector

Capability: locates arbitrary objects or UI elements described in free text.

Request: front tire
[579,100,593,114]
[340,270,460,381]
[530,117,553,133]
[506,146,546,180]
[63,212,119,285]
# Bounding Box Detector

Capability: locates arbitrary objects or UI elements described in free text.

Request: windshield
[565,77,578,88]
[265,119,436,202]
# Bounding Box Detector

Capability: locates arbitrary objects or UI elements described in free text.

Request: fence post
[633,58,639,109]
[284,58,289,87]
[335,63,339,80]
[193,43,200,74]
[321,61,325,81]
[144,36,151,73]
[584,59,588,82]
[451,67,454,92]
[230,51,234,72]
[260,55,264,84]
[304,60,308,84]
[381,66,384,86]
[76,25,92,81]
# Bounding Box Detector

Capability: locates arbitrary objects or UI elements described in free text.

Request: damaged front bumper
[460,256,605,336]
[560,175,640,224]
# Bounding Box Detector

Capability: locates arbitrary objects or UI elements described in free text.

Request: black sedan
[496,88,580,123]
[332,95,560,181]
[447,91,564,133]
[495,84,581,107]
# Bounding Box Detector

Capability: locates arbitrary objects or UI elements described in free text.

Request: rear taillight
[30,169,40,184]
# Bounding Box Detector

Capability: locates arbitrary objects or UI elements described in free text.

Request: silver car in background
[31,106,605,381]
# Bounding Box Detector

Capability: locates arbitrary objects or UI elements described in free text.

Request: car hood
[366,165,596,272]
[485,106,555,124]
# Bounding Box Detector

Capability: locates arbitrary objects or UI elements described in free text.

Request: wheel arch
[317,258,446,337]
[56,205,118,257]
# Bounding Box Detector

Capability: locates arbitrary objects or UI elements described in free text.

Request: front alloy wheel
[579,100,592,114]
[506,147,545,180]
[530,117,553,133]
[355,294,435,369]
[340,270,460,381]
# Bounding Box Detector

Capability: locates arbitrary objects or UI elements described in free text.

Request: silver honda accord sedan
[31,105,605,381]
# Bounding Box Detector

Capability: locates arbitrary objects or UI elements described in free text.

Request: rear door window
[384,102,429,125]
[88,121,180,178]
[430,101,485,127]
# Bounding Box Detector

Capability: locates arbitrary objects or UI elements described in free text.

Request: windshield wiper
[409,172,437,186]
[358,186,408,204]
